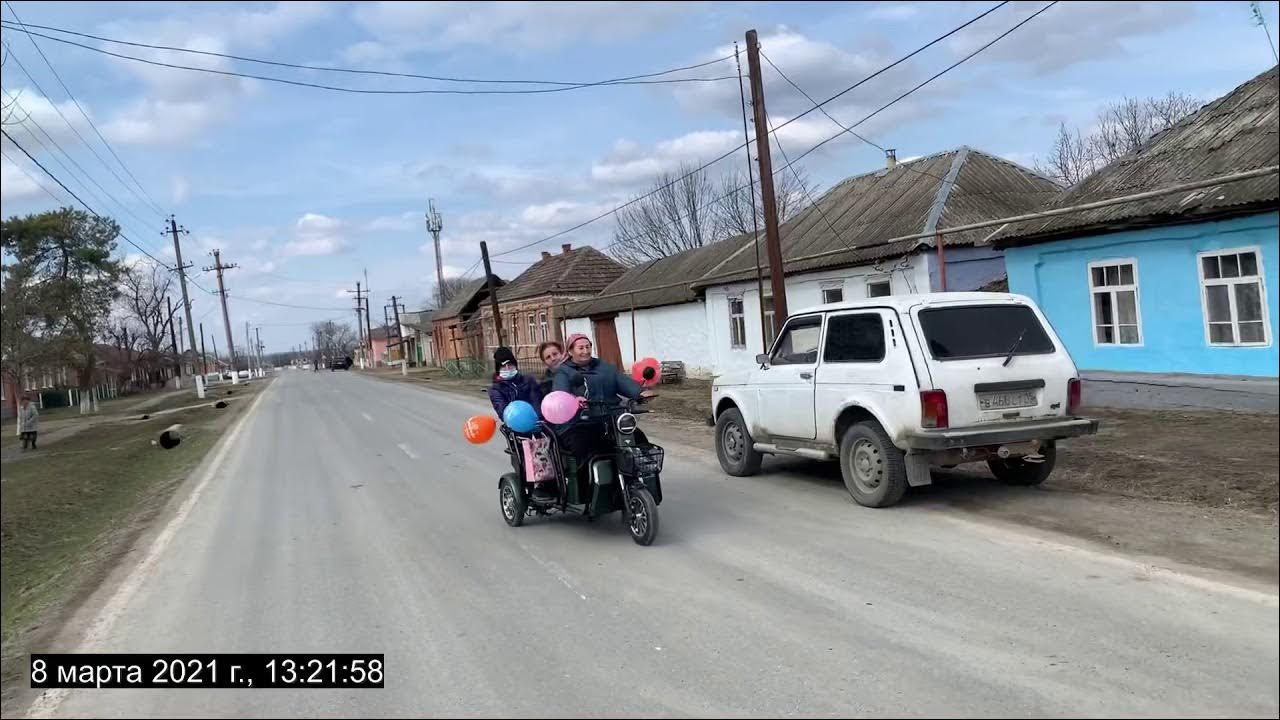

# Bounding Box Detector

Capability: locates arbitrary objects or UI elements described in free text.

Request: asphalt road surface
[30,371,1279,718]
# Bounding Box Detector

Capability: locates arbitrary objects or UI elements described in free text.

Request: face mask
[499,369,518,380]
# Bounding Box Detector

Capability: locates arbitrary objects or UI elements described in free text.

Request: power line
[2,2,167,216]
[0,19,737,89]
[1,127,172,268]
[0,24,736,95]
[222,294,351,311]
[490,1,1010,258]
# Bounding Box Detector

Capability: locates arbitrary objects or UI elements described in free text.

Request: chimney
[885,149,897,169]
[541,251,551,260]
[561,243,572,254]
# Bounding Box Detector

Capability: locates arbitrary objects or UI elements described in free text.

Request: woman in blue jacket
[551,334,650,467]
[488,346,543,419]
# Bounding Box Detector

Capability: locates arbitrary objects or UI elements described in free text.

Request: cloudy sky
[2,0,1277,351]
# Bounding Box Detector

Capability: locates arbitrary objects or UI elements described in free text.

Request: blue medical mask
[499,368,518,380]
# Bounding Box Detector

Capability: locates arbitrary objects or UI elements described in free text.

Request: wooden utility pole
[745,28,788,334]
[204,249,238,371]
[480,241,504,347]
[167,216,199,360]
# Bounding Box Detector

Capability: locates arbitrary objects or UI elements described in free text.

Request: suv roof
[791,292,1034,317]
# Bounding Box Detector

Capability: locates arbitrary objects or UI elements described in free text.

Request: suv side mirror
[755,353,770,368]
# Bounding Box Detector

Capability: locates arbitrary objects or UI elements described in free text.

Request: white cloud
[1,88,94,149]
[349,1,693,59]
[0,157,45,202]
[282,212,350,256]
[867,3,919,21]
[591,129,738,184]
[172,175,190,204]
[365,210,420,233]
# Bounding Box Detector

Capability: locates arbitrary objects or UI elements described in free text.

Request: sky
[2,0,1277,352]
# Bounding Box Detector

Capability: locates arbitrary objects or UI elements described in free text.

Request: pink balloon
[541,391,580,424]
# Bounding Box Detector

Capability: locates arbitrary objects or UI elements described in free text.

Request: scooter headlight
[616,412,638,434]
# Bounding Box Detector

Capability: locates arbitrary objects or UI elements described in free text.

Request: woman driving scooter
[551,334,652,470]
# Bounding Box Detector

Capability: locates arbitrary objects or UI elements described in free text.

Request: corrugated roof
[993,65,1279,245]
[563,234,755,317]
[692,147,1060,288]
[433,275,504,321]
[497,245,625,303]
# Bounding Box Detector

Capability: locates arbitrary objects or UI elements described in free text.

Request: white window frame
[539,312,548,342]
[728,296,747,348]
[1198,246,1272,347]
[1087,258,1144,347]
[866,276,892,298]
[821,286,845,304]
[527,313,536,347]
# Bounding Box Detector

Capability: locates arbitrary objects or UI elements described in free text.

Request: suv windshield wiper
[1002,328,1028,367]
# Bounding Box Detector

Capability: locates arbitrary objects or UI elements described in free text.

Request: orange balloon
[464,415,497,444]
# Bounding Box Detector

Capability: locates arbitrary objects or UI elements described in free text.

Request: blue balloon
[502,400,539,433]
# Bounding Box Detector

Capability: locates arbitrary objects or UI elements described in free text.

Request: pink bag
[521,435,554,484]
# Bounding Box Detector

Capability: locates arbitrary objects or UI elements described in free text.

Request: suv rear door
[814,308,917,445]
[912,301,1075,428]
[754,314,823,440]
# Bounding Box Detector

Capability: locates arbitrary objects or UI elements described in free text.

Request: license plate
[978,390,1037,410]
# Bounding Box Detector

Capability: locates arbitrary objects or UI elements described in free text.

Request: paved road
[33,371,1279,718]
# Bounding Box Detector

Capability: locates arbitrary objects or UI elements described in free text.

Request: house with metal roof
[561,147,1059,375]
[992,65,1279,378]
[430,274,505,366]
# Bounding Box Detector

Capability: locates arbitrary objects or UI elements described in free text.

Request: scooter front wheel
[627,487,659,546]
[499,474,526,527]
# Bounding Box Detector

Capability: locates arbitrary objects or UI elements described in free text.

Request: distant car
[237,370,250,379]
[331,356,353,371]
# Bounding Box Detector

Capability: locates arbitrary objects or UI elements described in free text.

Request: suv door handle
[800,372,813,380]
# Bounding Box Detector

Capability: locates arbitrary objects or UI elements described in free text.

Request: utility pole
[212,335,219,372]
[348,281,368,369]
[426,199,444,308]
[363,269,374,365]
[745,28,789,334]
[244,321,254,376]
[166,216,199,361]
[390,295,407,376]
[167,296,181,382]
[204,249,238,372]
[480,240,504,347]
[255,327,263,376]
[199,322,208,376]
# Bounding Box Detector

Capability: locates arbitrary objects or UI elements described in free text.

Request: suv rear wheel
[987,441,1057,486]
[839,421,908,508]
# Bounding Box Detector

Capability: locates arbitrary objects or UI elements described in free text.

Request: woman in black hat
[486,346,543,419]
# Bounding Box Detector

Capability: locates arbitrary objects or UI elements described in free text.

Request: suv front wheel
[715,408,763,476]
[839,421,908,508]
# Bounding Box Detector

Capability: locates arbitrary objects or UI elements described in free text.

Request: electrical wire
[1,128,172,268]
[0,144,67,204]
[0,24,736,95]
[490,0,1010,258]
[2,2,167,216]
[0,18,736,89]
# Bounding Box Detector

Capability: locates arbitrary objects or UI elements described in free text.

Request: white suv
[711,293,1098,508]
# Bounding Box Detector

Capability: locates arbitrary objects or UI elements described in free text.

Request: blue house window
[1199,248,1270,346]
[1089,260,1142,345]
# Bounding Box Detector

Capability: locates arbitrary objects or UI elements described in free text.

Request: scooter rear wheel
[499,474,526,527]
[627,487,659,546]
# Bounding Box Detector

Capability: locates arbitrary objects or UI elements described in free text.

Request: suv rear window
[918,305,1055,360]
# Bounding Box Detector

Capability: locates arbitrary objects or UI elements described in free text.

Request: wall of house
[703,257,930,374]
[1005,212,1279,377]
[925,244,1007,291]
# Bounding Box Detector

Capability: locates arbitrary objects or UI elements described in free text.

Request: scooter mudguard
[589,458,621,516]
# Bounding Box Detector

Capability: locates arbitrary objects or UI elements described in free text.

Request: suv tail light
[921,390,949,429]
[1067,378,1082,415]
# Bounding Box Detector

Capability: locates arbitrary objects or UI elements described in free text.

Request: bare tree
[437,276,475,308]
[311,320,356,361]
[716,165,815,238]
[118,262,179,368]
[1035,92,1201,186]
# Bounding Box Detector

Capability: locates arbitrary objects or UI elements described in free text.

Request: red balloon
[631,357,661,387]
[464,415,497,444]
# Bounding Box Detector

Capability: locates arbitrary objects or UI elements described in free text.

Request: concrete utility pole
[363,268,374,366]
[245,321,254,376]
[204,249,239,374]
[348,281,368,369]
[167,296,182,384]
[199,322,208,376]
[426,199,444,308]
[255,327,264,376]
[745,28,788,335]
[480,241,504,347]
[390,295,407,376]
[167,216,199,361]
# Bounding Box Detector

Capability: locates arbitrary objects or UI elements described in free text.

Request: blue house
[994,66,1279,379]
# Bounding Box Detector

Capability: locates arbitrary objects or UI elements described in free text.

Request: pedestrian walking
[18,395,39,451]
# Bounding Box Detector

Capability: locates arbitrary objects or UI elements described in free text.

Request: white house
[570,147,1061,376]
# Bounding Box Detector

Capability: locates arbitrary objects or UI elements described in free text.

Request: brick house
[477,244,626,367]
[431,274,505,366]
